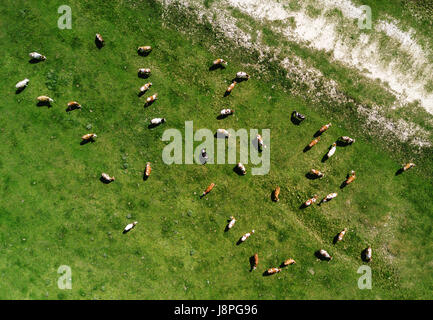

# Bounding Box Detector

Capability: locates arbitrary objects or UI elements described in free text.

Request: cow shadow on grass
[209,64,225,71]
[332,234,340,245]
[148,122,164,129]
[138,51,151,57]
[138,73,150,79]
[361,248,371,263]
[99,176,113,184]
[144,100,156,108]
[303,145,312,153]
[233,165,245,176]
[36,101,52,108]
[249,256,257,272]
[29,58,43,64]
[95,38,104,49]
[305,172,321,180]
[80,138,95,145]
[217,114,230,120]
[313,130,324,138]
[15,87,26,94]
[236,237,244,246]
[395,168,404,176]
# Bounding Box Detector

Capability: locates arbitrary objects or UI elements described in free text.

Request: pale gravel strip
[157,0,431,147]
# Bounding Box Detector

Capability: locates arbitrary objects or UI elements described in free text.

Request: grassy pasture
[0,0,432,299]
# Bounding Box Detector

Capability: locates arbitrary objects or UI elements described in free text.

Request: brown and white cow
[226,81,237,94]
[308,137,320,148]
[310,169,324,178]
[144,162,151,178]
[266,267,281,275]
[318,249,332,261]
[336,228,347,242]
[304,195,318,207]
[139,82,152,93]
[240,230,255,242]
[213,58,228,67]
[81,133,97,141]
[101,173,115,182]
[138,46,152,55]
[402,163,415,172]
[344,170,356,185]
[319,123,332,133]
[67,101,82,111]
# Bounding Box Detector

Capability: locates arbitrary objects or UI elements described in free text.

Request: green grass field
[0,0,433,299]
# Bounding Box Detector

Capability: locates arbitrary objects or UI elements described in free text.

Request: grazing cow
[240,230,255,242]
[95,33,104,47]
[326,143,337,158]
[252,253,259,270]
[15,78,29,89]
[216,129,230,138]
[266,268,281,275]
[336,228,347,242]
[139,82,152,93]
[227,216,236,230]
[319,123,332,134]
[308,137,320,148]
[202,183,215,197]
[322,192,337,203]
[344,170,356,185]
[123,221,137,233]
[283,258,296,266]
[272,186,280,202]
[226,81,237,94]
[29,52,46,61]
[364,246,372,262]
[67,101,81,111]
[292,111,306,121]
[144,162,151,178]
[150,118,165,125]
[146,93,158,104]
[37,96,53,103]
[304,195,318,207]
[81,133,97,141]
[138,68,151,77]
[213,58,228,67]
[318,249,332,261]
[220,109,234,116]
[236,71,250,80]
[236,162,246,175]
[256,134,266,150]
[310,169,324,178]
[402,163,415,172]
[340,136,355,144]
[138,46,152,55]
[101,173,115,182]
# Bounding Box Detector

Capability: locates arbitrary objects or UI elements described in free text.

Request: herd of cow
[14,33,417,277]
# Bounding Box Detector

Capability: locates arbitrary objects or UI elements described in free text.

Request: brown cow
[272,187,280,202]
[201,183,215,198]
